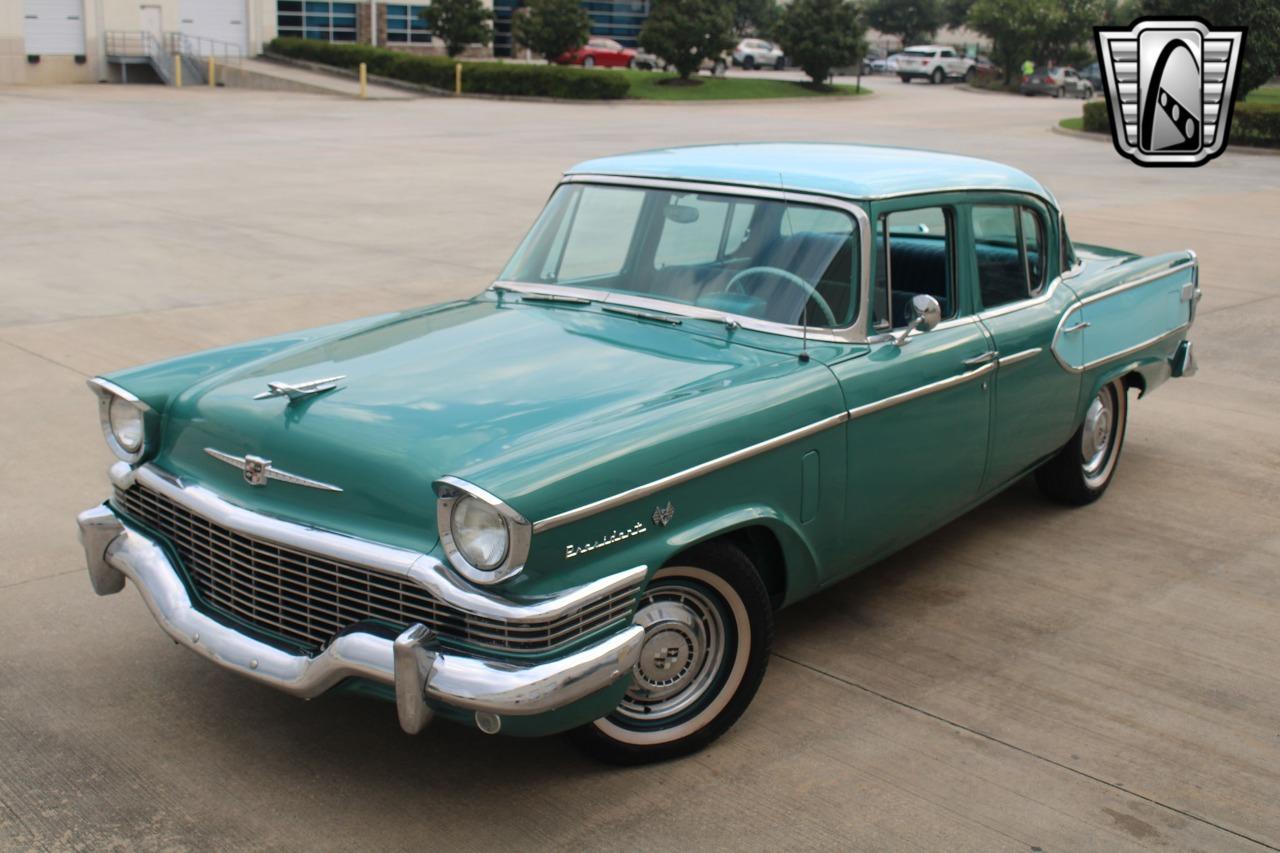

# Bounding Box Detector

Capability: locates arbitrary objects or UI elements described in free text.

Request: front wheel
[583,56,595,68]
[743,55,756,70]
[1054,86,1065,98]
[569,543,773,765]
[775,57,785,70]
[931,67,944,84]
[900,75,911,83]
[1035,379,1128,505]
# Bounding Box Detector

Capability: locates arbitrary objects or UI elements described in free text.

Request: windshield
[500,183,860,329]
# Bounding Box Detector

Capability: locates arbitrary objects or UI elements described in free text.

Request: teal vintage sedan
[77,144,1200,764]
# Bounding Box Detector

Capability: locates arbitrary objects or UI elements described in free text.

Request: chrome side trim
[532,412,849,533]
[557,174,874,344]
[1077,262,1193,307]
[847,361,995,420]
[1079,323,1189,373]
[1053,323,1190,376]
[976,274,1064,320]
[110,462,648,623]
[534,358,1008,531]
[76,504,644,718]
[996,347,1042,368]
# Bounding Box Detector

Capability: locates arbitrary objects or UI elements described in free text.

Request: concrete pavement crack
[772,651,1280,851]
[0,338,88,379]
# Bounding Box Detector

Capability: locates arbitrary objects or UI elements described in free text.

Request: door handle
[962,351,997,369]
[1062,321,1090,334]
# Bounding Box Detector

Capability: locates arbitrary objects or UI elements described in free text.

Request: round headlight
[450,495,510,570]
[108,395,145,453]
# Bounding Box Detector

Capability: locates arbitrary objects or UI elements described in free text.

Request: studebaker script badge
[204,448,344,492]
[565,522,647,560]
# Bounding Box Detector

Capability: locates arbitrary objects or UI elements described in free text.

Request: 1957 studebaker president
[77,144,1200,764]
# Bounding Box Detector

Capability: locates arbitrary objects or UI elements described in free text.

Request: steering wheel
[726,266,838,327]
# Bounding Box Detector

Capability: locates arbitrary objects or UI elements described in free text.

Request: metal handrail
[165,32,243,65]
[104,30,173,84]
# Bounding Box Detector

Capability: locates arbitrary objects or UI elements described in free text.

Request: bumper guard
[77,503,644,735]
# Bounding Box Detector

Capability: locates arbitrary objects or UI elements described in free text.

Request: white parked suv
[895,45,975,84]
[732,39,786,70]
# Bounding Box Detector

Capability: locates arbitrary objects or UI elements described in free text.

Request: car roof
[905,45,947,51]
[566,143,1056,205]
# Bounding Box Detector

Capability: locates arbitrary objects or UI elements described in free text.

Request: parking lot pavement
[2,80,1278,851]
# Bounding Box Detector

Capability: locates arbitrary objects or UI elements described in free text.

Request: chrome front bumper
[77,503,644,735]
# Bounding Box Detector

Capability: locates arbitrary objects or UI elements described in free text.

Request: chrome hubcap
[1080,389,1114,475]
[616,585,726,723]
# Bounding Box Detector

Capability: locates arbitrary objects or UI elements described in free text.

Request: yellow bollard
[359,62,367,99]
[455,62,462,95]
[174,54,182,87]
[208,55,215,87]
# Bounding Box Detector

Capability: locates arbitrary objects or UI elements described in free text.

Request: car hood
[152,297,842,556]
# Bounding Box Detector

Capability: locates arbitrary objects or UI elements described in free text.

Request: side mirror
[893,294,942,346]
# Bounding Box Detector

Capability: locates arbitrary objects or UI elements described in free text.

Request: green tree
[421,0,493,58]
[511,0,590,62]
[943,0,975,29]
[639,0,735,80]
[968,0,1094,81]
[1139,0,1280,96]
[864,0,943,46]
[729,0,780,38]
[775,0,865,85]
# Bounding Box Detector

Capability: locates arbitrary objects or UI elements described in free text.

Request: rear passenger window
[973,204,1046,309]
[873,207,955,330]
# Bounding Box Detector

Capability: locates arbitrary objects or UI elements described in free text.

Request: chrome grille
[114,484,639,655]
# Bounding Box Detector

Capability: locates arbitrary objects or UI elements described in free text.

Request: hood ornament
[204,448,343,492]
[254,375,345,402]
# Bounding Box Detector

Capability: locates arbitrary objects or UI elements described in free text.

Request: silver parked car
[732,38,785,70]
[1020,66,1094,98]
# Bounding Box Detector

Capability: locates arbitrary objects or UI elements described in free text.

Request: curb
[1051,121,1280,156]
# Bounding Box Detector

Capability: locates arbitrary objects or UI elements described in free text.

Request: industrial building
[2,0,653,84]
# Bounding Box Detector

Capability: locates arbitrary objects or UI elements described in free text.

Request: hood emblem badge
[204,448,343,492]
[253,375,345,402]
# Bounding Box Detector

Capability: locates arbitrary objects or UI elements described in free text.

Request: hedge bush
[267,37,629,99]
[1082,99,1109,133]
[1231,101,1280,148]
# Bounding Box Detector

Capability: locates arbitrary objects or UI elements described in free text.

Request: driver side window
[873,206,956,331]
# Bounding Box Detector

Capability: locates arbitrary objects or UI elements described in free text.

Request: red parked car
[558,37,636,68]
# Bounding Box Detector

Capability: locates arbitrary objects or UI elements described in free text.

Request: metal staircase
[105,30,243,85]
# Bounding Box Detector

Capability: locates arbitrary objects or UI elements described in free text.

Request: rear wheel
[583,55,595,68]
[900,75,911,83]
[1055,85,1065,98]
[743,55,756,70]
[569,543,773,765]
[965,66,976,82]
[775,57,785,70]
[931,67,944,84]
[1036,380,1128,505]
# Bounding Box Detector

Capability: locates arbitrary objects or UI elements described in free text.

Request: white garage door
[23,0,86,55]
[179,0,248,52]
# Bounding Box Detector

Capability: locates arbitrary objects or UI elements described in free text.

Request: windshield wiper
[601,305,683,326]
[491,284,594,305]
